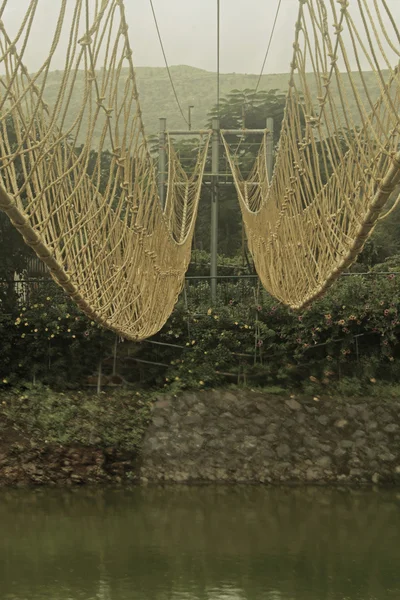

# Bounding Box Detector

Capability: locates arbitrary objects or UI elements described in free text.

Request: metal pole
[158,118,167,208]
[211,117,219,303]
[166,129,210,136]
[188,105,194,131]
[266,117,274,181]
[220,128,266,135]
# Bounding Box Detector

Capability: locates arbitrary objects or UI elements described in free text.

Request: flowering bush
[1,281,113,386]
[158,269,400,390]
[1,261,400,392]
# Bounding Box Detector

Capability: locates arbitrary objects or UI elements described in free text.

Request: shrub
[1,260,400,392]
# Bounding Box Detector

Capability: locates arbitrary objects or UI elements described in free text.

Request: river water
[0,486,399,600]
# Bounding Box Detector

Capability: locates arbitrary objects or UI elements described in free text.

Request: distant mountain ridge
[134,65,385,136]
[134,65,292,134]
[40,65,384,142]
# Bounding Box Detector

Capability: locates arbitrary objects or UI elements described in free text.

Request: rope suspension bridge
[0,0,399,340]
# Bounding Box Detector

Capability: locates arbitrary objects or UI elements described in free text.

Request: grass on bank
[1,378,400,452]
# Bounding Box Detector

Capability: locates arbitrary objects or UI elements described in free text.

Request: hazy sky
[2,0,400,75]
[128,0,299,73]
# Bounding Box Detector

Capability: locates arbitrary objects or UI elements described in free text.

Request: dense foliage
[0,383,152,452]
[1,257,400,396]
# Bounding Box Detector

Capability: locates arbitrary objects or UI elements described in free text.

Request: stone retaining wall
[0,442,138,486]
[140,390,400,485]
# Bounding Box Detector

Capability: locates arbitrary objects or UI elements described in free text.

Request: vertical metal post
[158,118,167,208]
[188,105,194,131]
[266,117,274,181]
[211,117,219,303]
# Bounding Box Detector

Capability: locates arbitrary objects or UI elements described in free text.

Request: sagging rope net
[222,0,400,310]
[0,0,210,340]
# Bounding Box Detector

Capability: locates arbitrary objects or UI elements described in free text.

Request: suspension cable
[255,0,282,93]
[149,0,189,125]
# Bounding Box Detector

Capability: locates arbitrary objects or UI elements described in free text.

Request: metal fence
[1,269,399,309]
[0,277,55,308]
[1,271,398,388]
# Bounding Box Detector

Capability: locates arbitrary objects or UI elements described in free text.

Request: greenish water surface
[0,486,399,600]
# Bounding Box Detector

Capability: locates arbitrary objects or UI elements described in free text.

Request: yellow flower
[45,328,48,332]
[34,328,38,333]
[46,297,51,301]
[244,324,249,329]
[67,329,71,333]
[191,340,196,345]
[214,315,219,320]
[175,377,180,381]
[234,321,238,325]
[199,380,204,386]
[50,334,55,339]
[21,333,25,339]
[207,308,212,316]
[2,378,8,384]
[72,335,76,339]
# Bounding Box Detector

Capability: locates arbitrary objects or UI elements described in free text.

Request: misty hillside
[134,66,292,133]
[40,65,385,143]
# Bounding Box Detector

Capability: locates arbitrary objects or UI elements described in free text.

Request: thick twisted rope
[223,0,400,309]
[0,0,210,340]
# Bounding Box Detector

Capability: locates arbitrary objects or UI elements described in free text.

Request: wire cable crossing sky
[148,0,189,125]
[1,1,399,76]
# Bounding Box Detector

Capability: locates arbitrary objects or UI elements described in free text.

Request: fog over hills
[40,65,384,143]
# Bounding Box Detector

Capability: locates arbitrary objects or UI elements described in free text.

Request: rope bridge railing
[0,0,209,340]
[222,0,400,310]
[0,0,399,341]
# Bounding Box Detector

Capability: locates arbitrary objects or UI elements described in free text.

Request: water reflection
[0,486,399,600]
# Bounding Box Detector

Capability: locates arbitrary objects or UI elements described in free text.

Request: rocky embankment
[1,389,400,486]
[140,390,400,485]
[0,435,138,486]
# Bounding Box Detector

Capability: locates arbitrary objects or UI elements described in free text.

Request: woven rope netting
[1,0,400,337]
[0,0,209,340]
[223,0,400,309]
